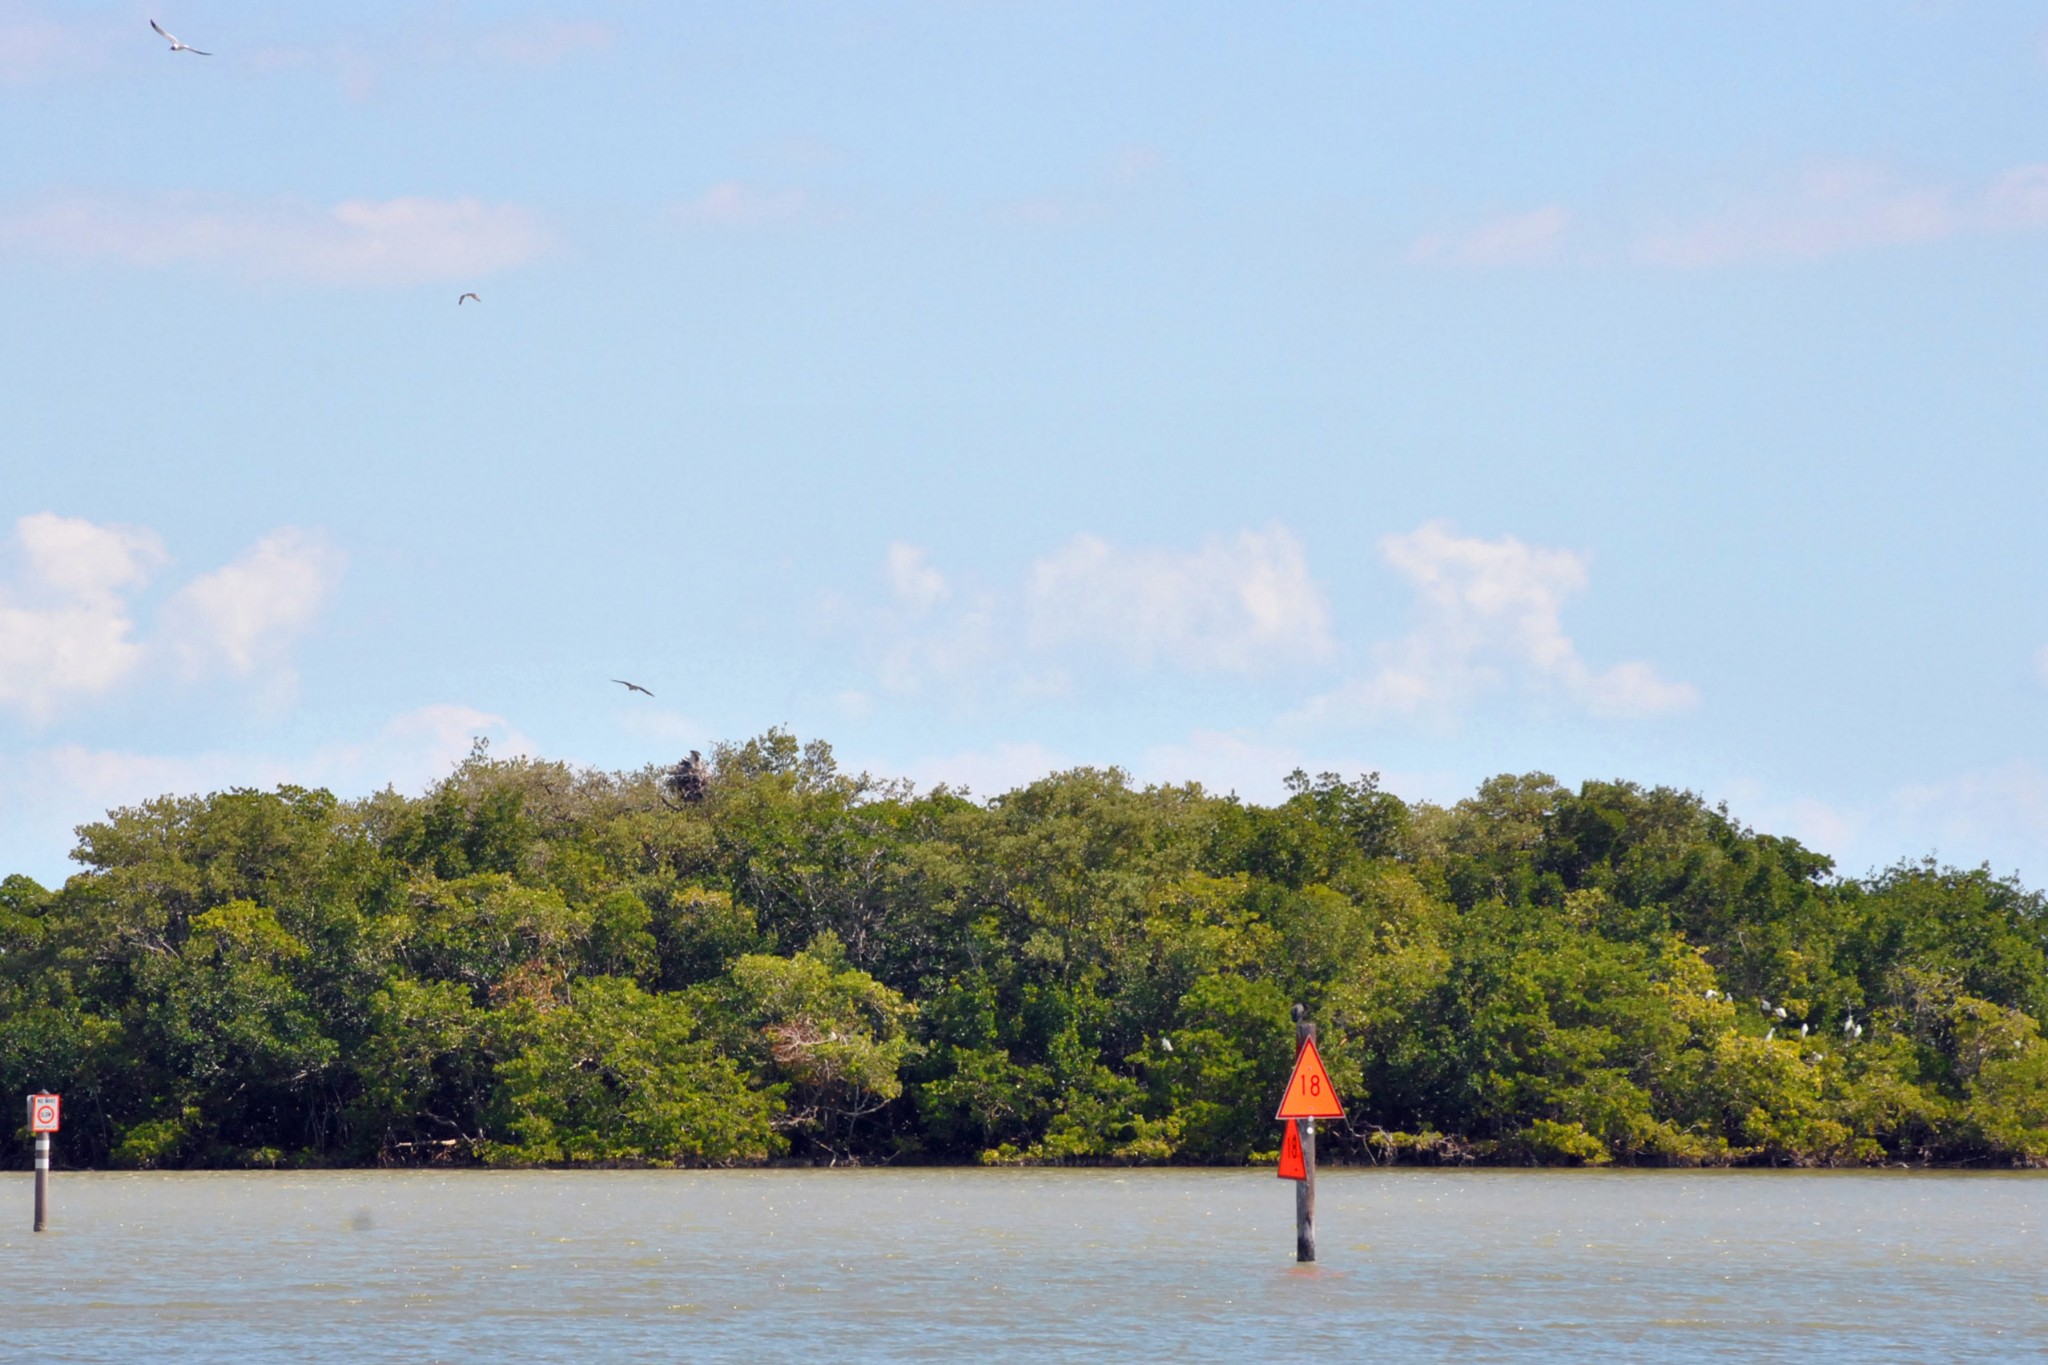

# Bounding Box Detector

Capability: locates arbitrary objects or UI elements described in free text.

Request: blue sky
[4,1,2047,886]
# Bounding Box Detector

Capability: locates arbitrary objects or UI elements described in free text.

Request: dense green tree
[6,730,2048,1169]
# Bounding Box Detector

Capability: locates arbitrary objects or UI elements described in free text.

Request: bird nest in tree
[766,1020,844,1065]
[664,750,709,805]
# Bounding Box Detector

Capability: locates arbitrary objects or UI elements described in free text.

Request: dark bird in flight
[458,292,480,305]
[612,679,654,697]
[150,20,211,55]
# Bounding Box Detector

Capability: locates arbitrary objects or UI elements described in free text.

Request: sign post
[1276,1007,1343,1262]
[27,1093,59,1232]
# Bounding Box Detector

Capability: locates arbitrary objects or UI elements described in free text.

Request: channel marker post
[1277,1006,1343,1262]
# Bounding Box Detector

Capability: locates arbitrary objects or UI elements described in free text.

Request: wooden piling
[1294,1003,1316,1263]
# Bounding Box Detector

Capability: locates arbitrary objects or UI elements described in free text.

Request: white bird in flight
[150,20,211,55]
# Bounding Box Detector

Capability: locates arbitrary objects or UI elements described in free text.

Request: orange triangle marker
[1275,1036,1344,1120]
[1277,1117,1307,1180]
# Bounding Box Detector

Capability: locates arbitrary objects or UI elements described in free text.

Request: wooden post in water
[33,1131,48,1232]
[1293,1003,1316,1263]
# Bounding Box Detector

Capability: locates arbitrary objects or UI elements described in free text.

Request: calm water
[2,1168,2042,1361]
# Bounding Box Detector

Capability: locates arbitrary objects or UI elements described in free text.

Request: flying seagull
[458,292,480,305]
[612,679,654,697]
[150,20,211,55]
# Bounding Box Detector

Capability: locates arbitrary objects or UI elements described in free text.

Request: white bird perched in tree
[1766,1028,1775,1041]
[1704,989,1720,1001]
[1760,999,1772,1013]
[1774,1007,1788,1020]
[1853,1023,1864,1040]
[1800,1022,1809,1038]
[1843,1015,1857,1035]
[150,20,211,54]
[1158,1036,1173,1053]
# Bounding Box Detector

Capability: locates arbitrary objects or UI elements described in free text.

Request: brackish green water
[2,1169,2040,1361]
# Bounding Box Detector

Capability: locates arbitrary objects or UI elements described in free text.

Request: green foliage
[716,937,919,1157]
[4,734,2048,1169]
[487,977,774,1166]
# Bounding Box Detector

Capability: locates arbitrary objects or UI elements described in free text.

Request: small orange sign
[1275,1037,1344,1120]
[27,1093,59,1133]
[1277,1118,1306,1180]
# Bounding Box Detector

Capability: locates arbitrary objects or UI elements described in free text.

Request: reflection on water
[2,1169,2042,1361]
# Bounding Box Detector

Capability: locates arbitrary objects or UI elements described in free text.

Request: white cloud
[1137,730,1468,809]
[1983,165,2048,232]
[228,12,618,100]
[28,704,529,818]
[0,513,166,721]
[845,523,1693,732]
[849,526,1332,699]
[1302,521,1696,723]
[0,704,533,881]
[473,20,615,67]
[0,515,344,721]
[1410,204,1571,269]
[160,529,345,682]
[894,740,1072,798]
[1408,161,2048,276]
[614,705,706,747]
[1891,762,2048,876]
[1025,526,1333,675]
[886,543,951,614]
[0,192,551,286]
[1633,160,2048,268]
[0,10,88,85]
[1726,764,2048,886]
[861,547,1000,697]
[1138,729,1304,802]
[344,704,537,788]
[1107,144,1167,185]
[672,182,820,228]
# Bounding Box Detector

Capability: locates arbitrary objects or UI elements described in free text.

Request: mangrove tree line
[4,730,2046,1169]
